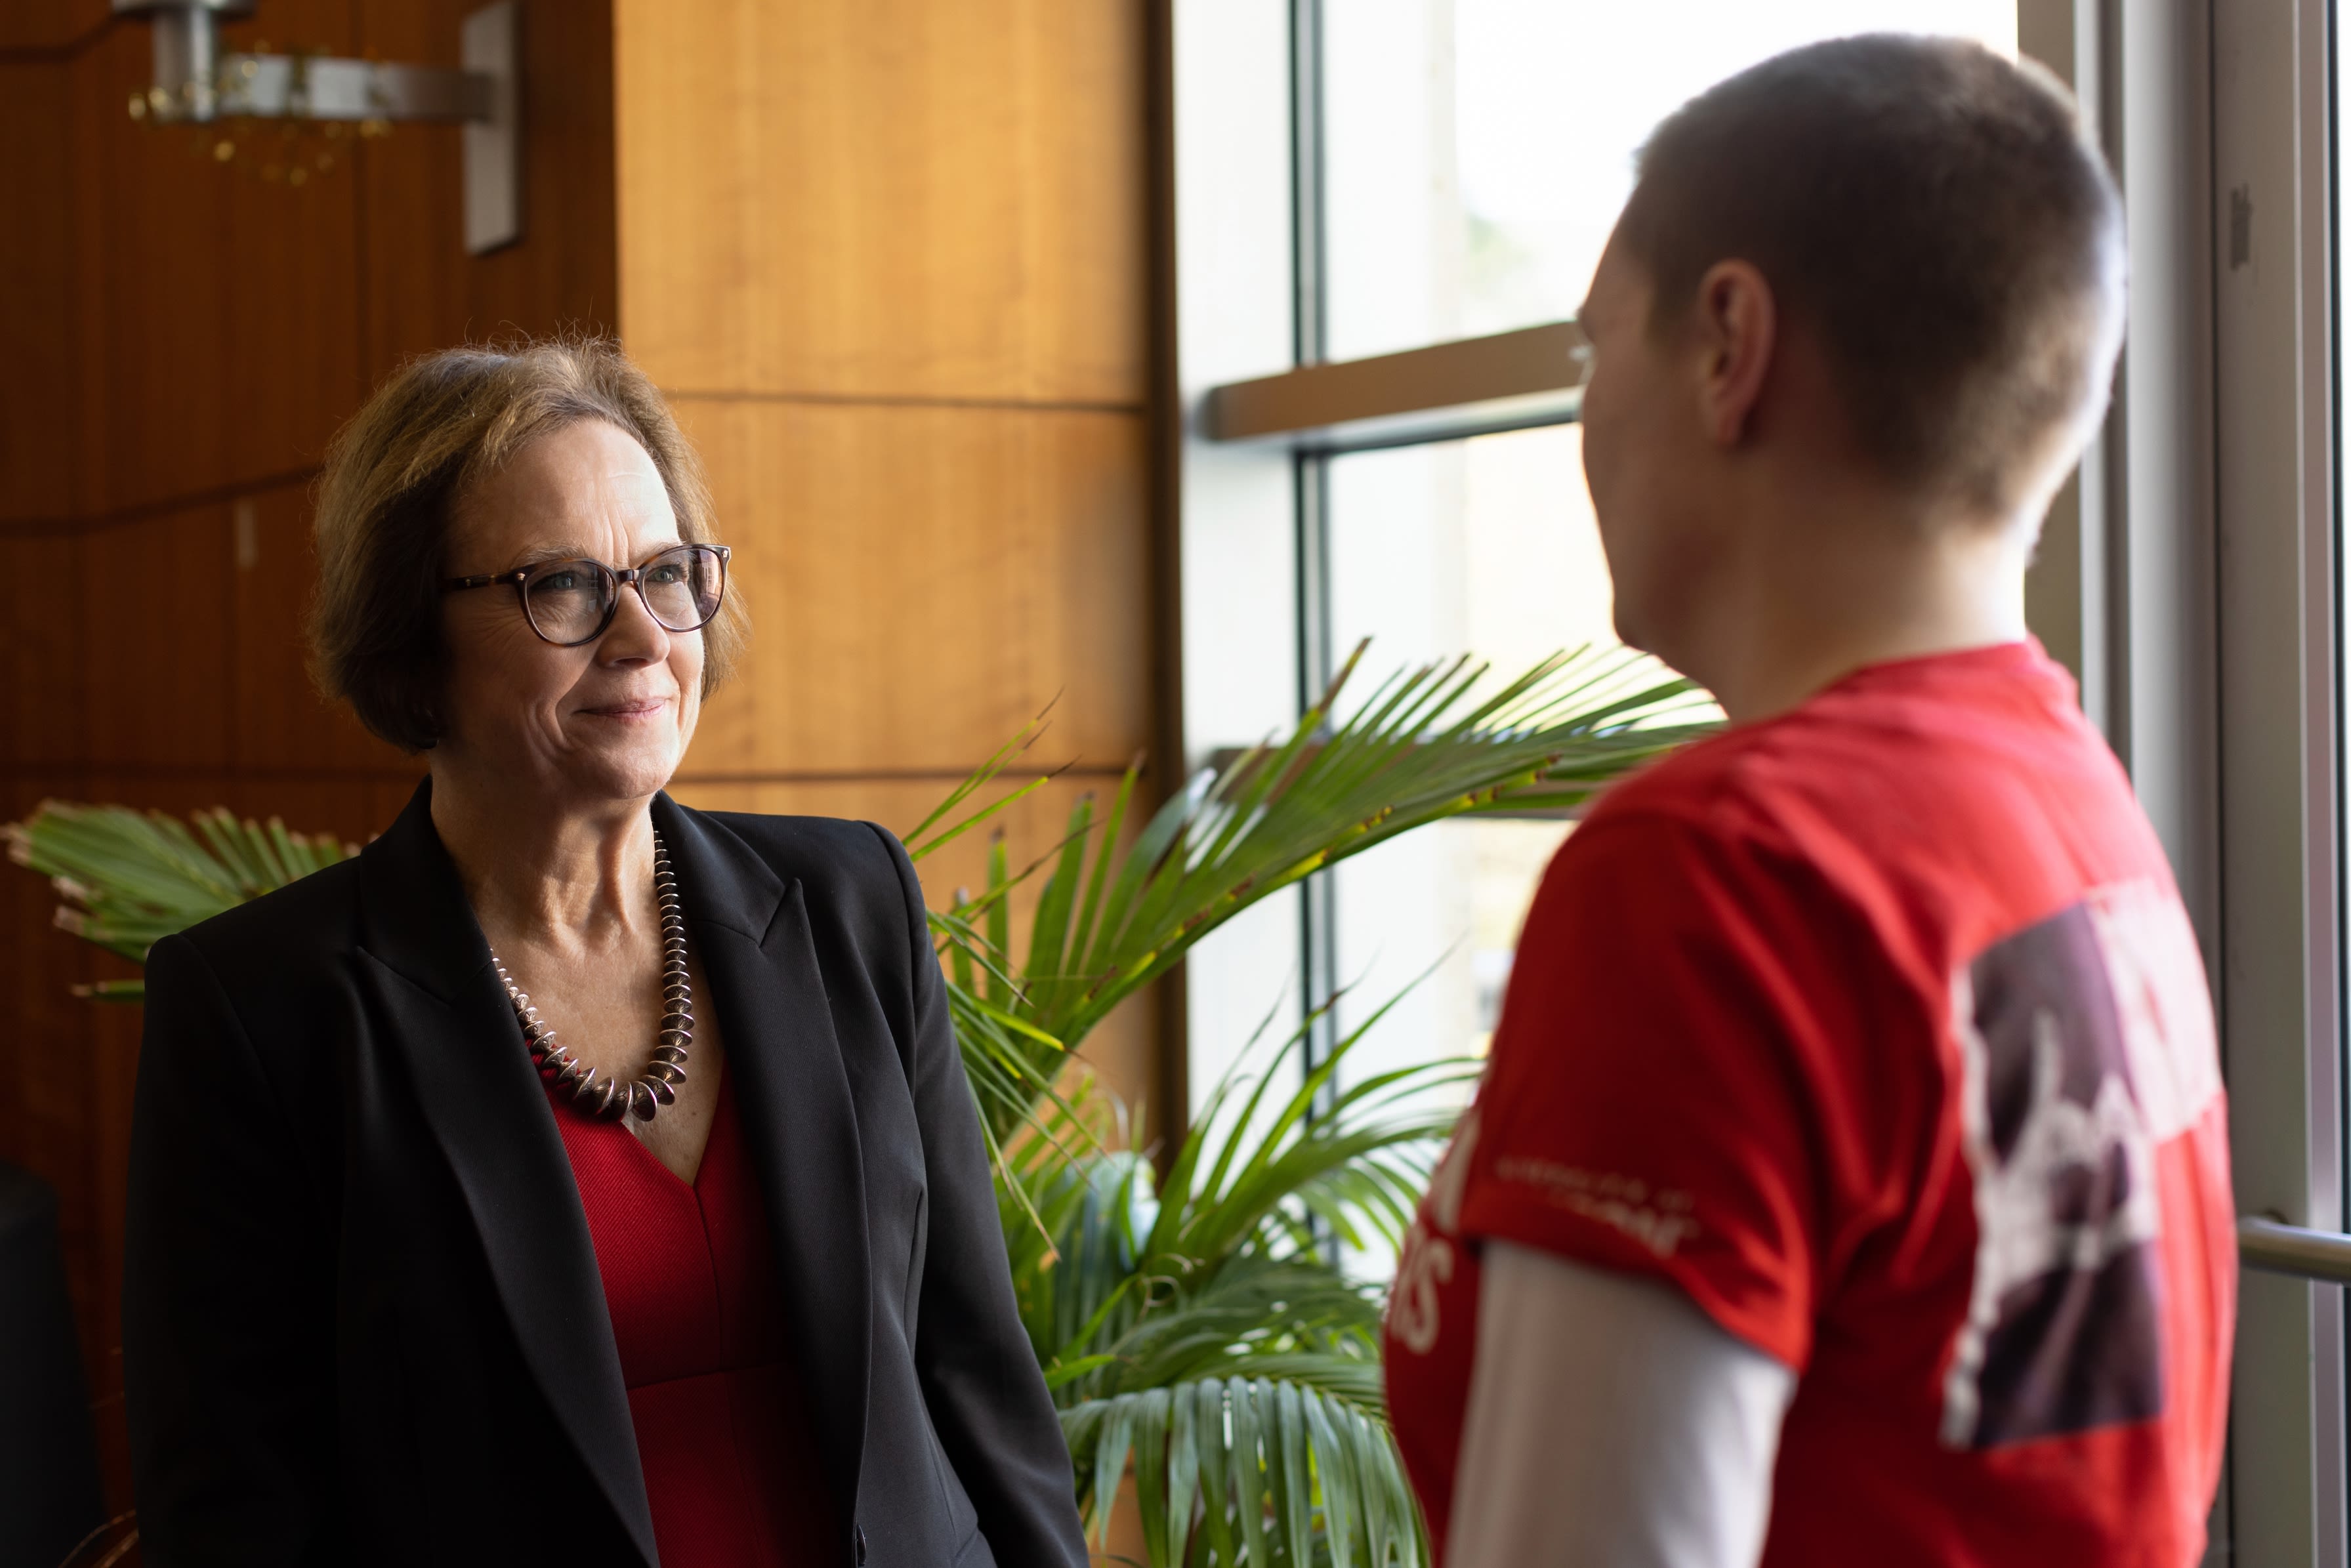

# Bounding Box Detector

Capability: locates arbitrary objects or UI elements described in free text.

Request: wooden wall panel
[358,0,620,368]
[678,400,1152,776]
[621,0,1162,1117]
[0,0,106,52]
[230,482,417,774]
[77,12,369,516]
[0,530,89,766]
[81,505,237,770]
[0,62,77,520]
[614,0,1146,403]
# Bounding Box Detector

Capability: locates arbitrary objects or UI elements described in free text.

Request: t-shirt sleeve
[1455,806,1891,1373]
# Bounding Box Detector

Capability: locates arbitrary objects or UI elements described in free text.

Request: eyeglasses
[442,543,732,648]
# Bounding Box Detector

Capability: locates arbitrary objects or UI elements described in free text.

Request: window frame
[2205,0,2350,1561]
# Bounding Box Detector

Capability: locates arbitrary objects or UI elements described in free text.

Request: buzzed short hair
[1615,34,2123,521]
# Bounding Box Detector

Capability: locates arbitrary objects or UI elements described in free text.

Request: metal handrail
[2238,1217,2351,1285]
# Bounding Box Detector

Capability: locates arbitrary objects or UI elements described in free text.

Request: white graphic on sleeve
[1938,880,2221,1449]
[1390,1107,1480,1355]
[2086,884,2221,1143]
[1488,1157,1701,1258]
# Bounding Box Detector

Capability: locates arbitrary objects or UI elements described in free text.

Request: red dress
[549,1069,837,1567]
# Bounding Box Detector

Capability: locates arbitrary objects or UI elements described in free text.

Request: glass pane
[1324,423,1712,1277]
[1323,420,1619,1090]
[1320,427,1595,1275]
[1322,0,2022,362]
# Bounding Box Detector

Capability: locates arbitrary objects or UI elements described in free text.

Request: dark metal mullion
[1291,0,1342,1212]
[1290,0,1327,369]
[2323,0,2341,1504]
[1296,456,1339,1115]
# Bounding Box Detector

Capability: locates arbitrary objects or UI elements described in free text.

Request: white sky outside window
[1319,1,2018,1281]
[1325,0,2022,359]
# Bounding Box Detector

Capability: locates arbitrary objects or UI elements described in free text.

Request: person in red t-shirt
[1383,33,2233,1568]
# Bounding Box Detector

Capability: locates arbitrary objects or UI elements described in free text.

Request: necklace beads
[491,831,692,1123]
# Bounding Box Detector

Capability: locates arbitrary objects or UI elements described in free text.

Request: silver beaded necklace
[491,830,693,1123]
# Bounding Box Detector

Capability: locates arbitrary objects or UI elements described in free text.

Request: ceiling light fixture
[110,0,522,255]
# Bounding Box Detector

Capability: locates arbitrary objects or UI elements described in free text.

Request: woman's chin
[556,734,685,803]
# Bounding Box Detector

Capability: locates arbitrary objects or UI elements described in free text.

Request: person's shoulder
[171,854,367,978]
[1548,718,1873,930]
[675,806,934,1014]
[677,805,921,935]
[144,856,368,1048]
[1577,663,2006,850]
[1576,721,1792,852]
[690,806,907,882]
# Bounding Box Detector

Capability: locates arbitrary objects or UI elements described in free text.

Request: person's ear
[1691,260,1776,449]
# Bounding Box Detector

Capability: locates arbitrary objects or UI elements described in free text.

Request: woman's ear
[1693,260,1777,449]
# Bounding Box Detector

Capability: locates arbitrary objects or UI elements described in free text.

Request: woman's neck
[428,764,659,947]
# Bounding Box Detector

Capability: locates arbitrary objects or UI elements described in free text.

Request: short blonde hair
[308,337,745,753]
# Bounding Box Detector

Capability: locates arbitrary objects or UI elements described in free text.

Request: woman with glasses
[119,339,1088,1568]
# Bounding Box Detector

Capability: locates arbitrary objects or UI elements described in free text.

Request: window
[1322,428,1598,1112]
[1177,2,2018,1205]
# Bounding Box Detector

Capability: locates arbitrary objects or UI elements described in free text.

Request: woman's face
[436,419,705,812]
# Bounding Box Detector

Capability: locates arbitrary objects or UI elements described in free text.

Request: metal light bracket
[112,0,522,255]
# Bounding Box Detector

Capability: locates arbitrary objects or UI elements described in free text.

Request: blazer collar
[652,795,874,1518]
[354,780,658,1565]
[648,793,784,945]
[354,779,497,1003]
[353,784,790,991]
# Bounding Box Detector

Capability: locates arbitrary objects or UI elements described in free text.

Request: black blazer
[122,783,1089,1568]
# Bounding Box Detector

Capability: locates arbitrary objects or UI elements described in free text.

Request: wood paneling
[625,0,1163,1111]
[358,0,621,368]
[76,12,369,516]
[230,482,417,773]
[614,0,1147,403]
[679,400,1152,776]
[31,1,619,527]
[0,62,77,520]
[82,503,237,769]
[0,530,89,764]
[0,0,106,54]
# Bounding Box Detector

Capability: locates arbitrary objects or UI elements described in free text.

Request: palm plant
[905,642,1706,1149]
[7,642,1711,1567]
[1014,989,1469,1567]
[892,642,1707,1565]
[3,806,357,1001]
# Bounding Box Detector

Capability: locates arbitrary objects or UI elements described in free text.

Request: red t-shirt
[1384,642,2234,1567]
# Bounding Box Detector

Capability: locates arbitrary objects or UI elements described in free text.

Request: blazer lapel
[354,783,658,1567]
[653,796,874,1521]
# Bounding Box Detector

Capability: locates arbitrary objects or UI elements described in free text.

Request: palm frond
[925,644,1707,1140]
[1063,1371,1424,1568]
[1001,960,1472,1565]
[5,803,357,995]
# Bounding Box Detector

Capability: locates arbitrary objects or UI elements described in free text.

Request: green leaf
[933,644,1709,1146]
[1043,1352,1122,1391]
